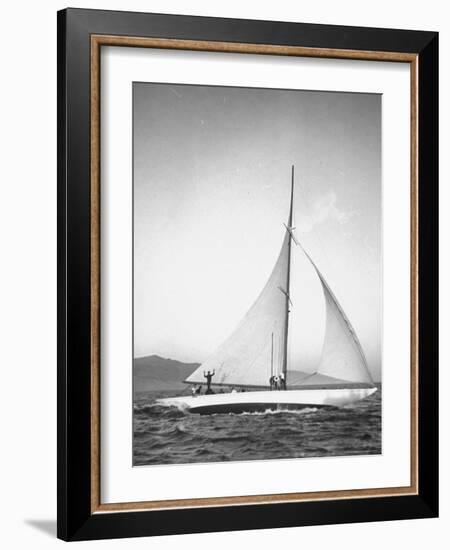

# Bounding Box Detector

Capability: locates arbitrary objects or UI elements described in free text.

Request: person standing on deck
[204,369,215,394]
[273,375,279,390]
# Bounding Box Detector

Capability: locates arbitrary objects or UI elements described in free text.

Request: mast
[185,166,296,390]
[282,165,295,388]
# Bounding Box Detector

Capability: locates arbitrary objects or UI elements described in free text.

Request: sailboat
[157,167,377,414]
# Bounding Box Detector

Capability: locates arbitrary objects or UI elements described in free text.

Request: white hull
[157,387,377,414]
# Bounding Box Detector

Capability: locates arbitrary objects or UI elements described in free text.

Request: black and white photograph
[133,82,382,466]
[0,0,444,545]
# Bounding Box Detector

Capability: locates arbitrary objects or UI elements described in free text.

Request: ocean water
[133,386,381,466]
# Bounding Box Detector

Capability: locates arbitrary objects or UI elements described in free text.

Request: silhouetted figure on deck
[273,375,279,390]
[191,385,202,397]
[204,369,215,394]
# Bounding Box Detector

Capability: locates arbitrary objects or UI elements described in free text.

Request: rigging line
[284,223,299,246]
[301,180,371,379]
[296,370,318,383]
[300,179,371,371]
[270,332,274,379]
[277,334,280,376]
[272,321,280,377]
[243,334,274,378]
[278,286,293,306]
[301,175,333,278]
[277,328,283,376]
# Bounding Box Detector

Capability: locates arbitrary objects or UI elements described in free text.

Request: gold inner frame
[90,35,419,514]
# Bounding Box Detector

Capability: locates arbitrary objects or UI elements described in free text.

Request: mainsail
[185,167,374,389]
[185,230,290,388]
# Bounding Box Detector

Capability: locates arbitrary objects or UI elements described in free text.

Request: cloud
[297,191,351,233]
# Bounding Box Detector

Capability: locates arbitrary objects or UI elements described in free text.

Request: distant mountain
[133,355,199,393]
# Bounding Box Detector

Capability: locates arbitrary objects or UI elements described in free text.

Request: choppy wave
[133,387,381,466]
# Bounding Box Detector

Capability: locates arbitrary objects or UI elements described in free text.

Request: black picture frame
[57,7,438,541]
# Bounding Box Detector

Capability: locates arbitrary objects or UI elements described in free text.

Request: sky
[133,82,382,381]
